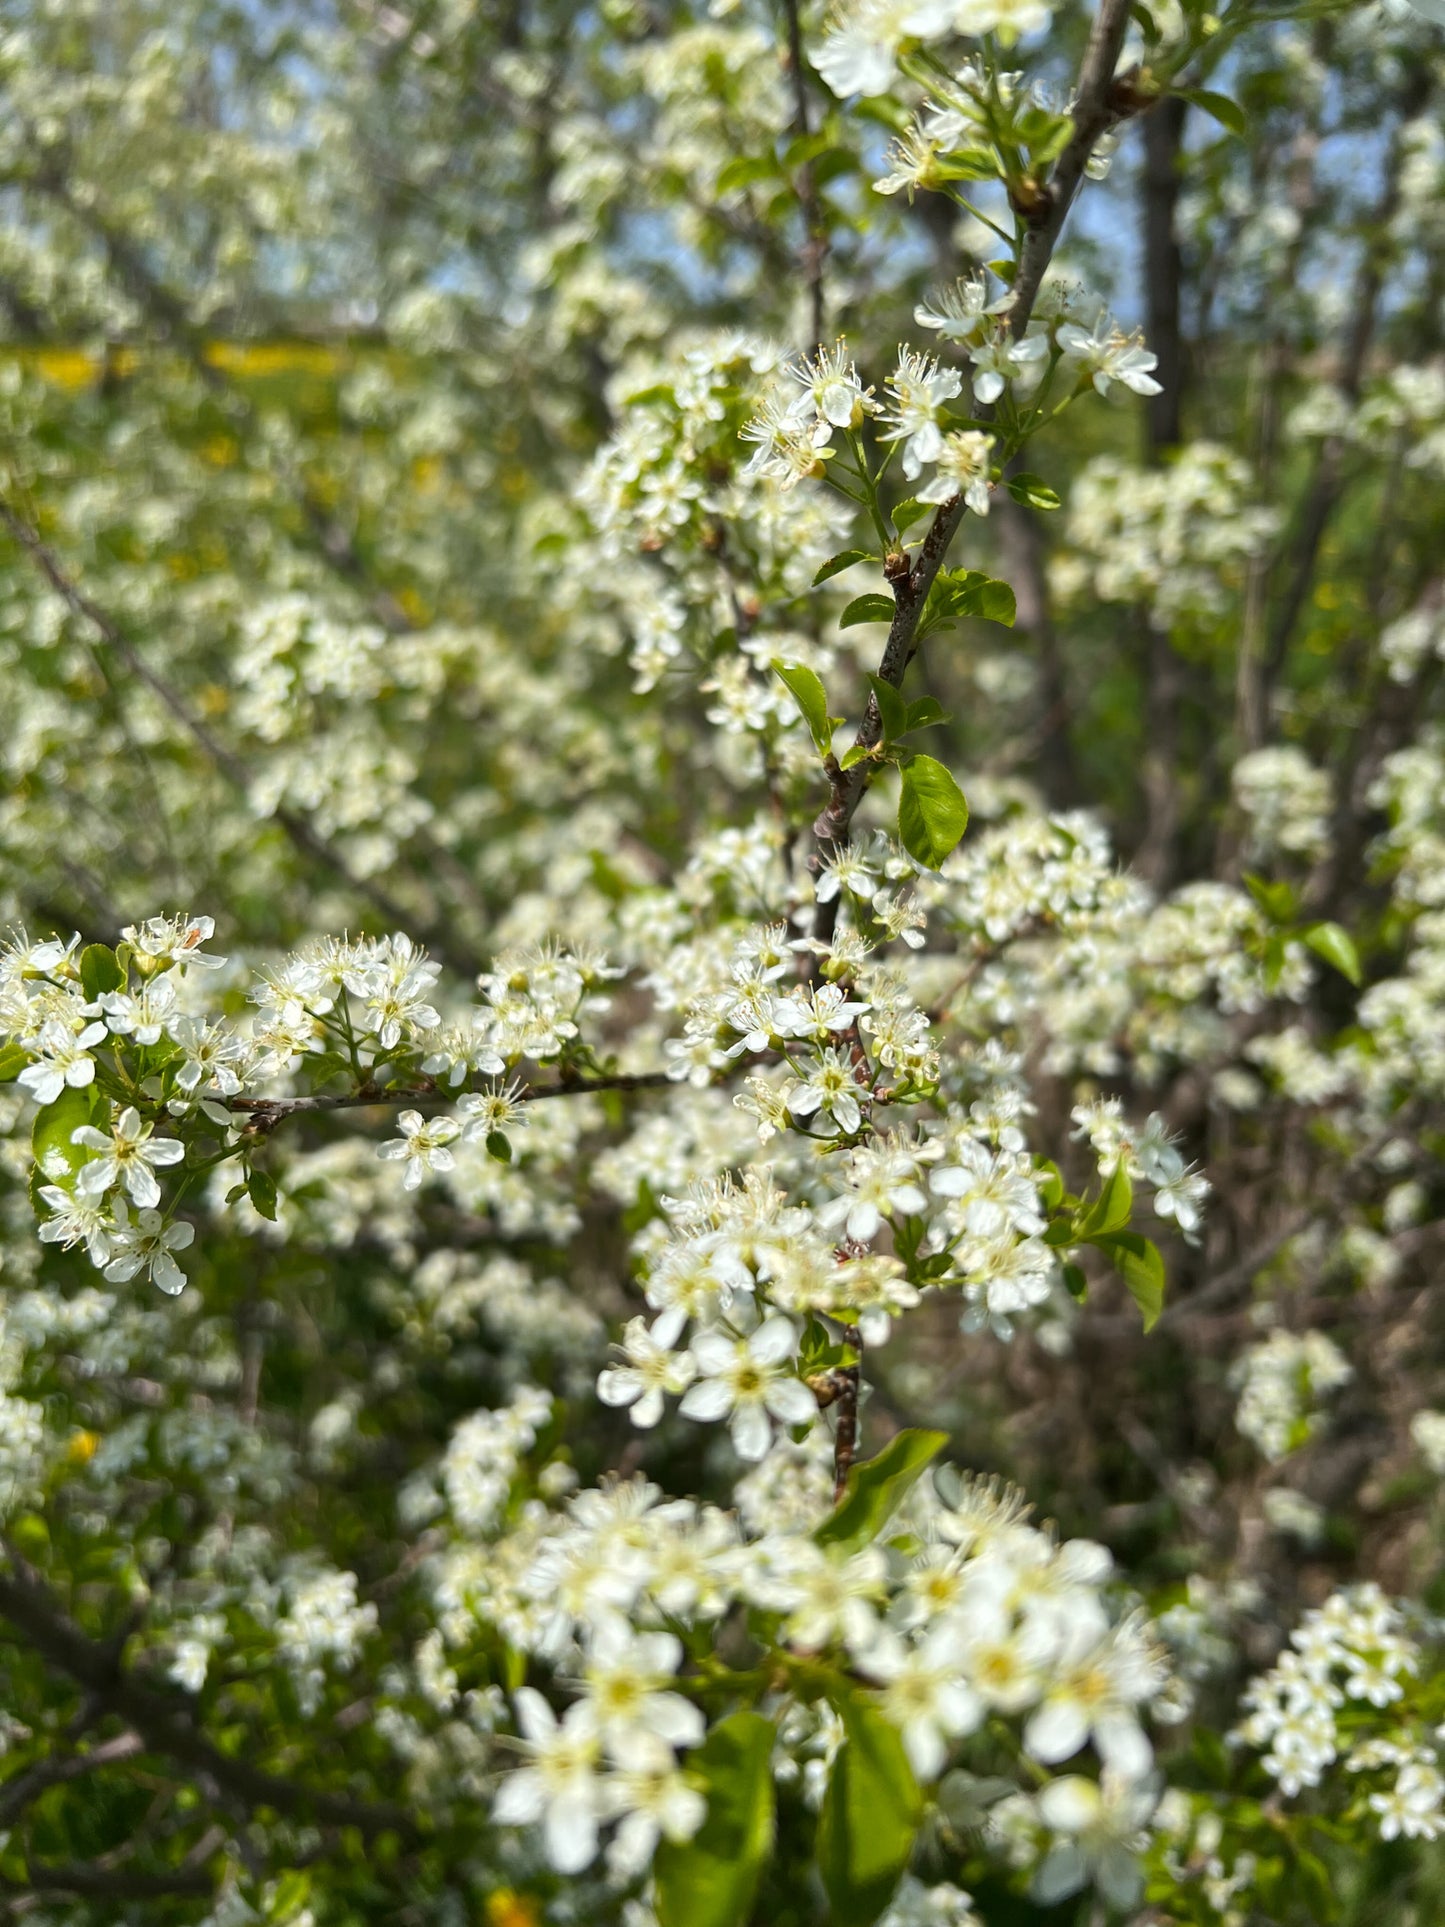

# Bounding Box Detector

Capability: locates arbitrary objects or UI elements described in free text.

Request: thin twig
[0,1552,420,1841]
[0,1731,145,1827]
[227,1067,672,1133]
[781,0,827,351]
[0,501,479,976]
[809,0,1140,942]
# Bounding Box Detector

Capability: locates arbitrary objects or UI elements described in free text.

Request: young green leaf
[247,1169,279,1221]
[1242,871,1297,922]
[972,577,1016,625]
[891,497,930,534]
[0,1042,29,1083]
[817,1692,923,1927]
[839,742,876,770]
[816,1428,948,1555]
[80,943,124,1000]
[1005,472,1061,511]
[716,153,780,195]
[903,695,948,733]
[1178,88,1247,138]
[1077,1157,1133,1239]
[655,1713,776,1927]
[897,755,969,870]
[1092,1230,1166,1331]
[866,674,908,743]
[31,1084,106,1194]
[486,1129,513,1162]
[840,593,897,629]
[1303,921,1362,988]
[772,660,834,757]
[814,548,877,586]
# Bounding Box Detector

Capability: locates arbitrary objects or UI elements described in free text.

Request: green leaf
[31,1084,106,1192]
[932,147,1000,183]
[1005,471,1061,511]
[1035,1160,1064,1212]
[655,1713,776,1927]
[903,696,948,733]
[486,1129,513,1162]
[916,568,1015,639]
[1178,88,1247,137]
[772,659,834,757]
[817,1692,923,1926]
[1243,871,1298,922]
[1092,1230,1166,1331]
[897,755,969,870]
[838,742,876,770]
[79,943,124,1000]
[891,498,930,534]
[1062,1262,1088,1301]
[867,674,908,744]
[1303,921,1362,988]
[716,153,778,195]
[973,577,1016,625]
[840,593,896,629]
[814,548,876,586]
[816,1428,948,1555]
[247,1169,279,1221]
[1078,1158,1133,1238]
[0,1042,28,1083]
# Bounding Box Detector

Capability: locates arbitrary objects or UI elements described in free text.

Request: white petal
[492,1768,546,1826]
[765,1377,818,1427]
[1024,1698,1088,1766]
[731,1403,772,1461]
[632,1386,665,1429]
[598,1368,642,1409]
[749,1314,798,1366]
[513,1686,559,1744]
[544,1792,600,1873]
[679,1379,733,1422]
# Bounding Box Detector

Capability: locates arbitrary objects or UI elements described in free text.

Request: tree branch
[0,1731,144,1827]
[0,1553,420,1841]
[227,1068,673,1132]
[0,501,480,976]
[810,0,1138,934]
[1256,71,1432,708]
[781,0,827,352]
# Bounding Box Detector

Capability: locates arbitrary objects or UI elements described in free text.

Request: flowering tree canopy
[1,0,1445,1922]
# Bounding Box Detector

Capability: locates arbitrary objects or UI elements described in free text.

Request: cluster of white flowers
[1231,1328,1353,1462]
[1051,444,1277,624]
[426,1458,1165,1886]
[3,918,626,1297]
[1235,1586,1445,1845]
[1410,1407,1445,1473]
[1231,746,1332,864]
[816,0,1058,101]
[272,1565,379,1717]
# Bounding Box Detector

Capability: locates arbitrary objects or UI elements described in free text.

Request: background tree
[2,0,1445,1922]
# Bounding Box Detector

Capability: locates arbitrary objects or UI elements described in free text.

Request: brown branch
[1009,0,1140,331]
[831,1329,864,1501]
[810,0,1139,940]
[0,1731,144,1827]
[227,1068,673,1132]
[0,1553,419,1842]
[0,500,480,976]
[781,0,827,352]
[4,1863,214,1900]
[1256,70,1432,708]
